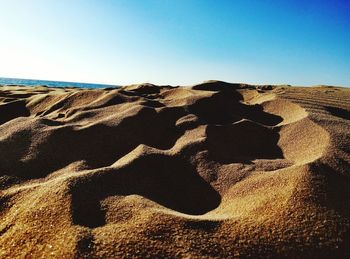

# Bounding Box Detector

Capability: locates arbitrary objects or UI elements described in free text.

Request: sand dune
[0,81,349,258]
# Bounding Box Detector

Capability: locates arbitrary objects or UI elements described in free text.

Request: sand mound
[0,82,349,258]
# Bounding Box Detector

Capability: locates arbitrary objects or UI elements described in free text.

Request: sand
[0,81,349,258]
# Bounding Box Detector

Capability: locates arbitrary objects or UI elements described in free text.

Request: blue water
[0,77,119,89]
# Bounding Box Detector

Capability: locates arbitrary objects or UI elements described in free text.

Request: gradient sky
[0,0,349,86]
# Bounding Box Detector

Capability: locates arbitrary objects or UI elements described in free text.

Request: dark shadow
[2,98,16,103]
[0,100,30,125]
[188,90,243,124]
[0,129,32,178]
[183,220,221,232]
[6,93,36,99]
[71,194,106,228]
[0,90,11,98]
[40,118,64,126]
[118,84,161,99]
[326,106,350,120]
[0,195,12,217]
[103,87,120,90]
[307,162,350,257]
[239,104,283,126]
[140,100,165,108]
[206,120,283,164]
[308,162,350,218]
[100,94,125,106]
[188,90,282,126]
[0,175,21,190]
[119,90,161,100]
[75,231,95,257]
[70,154,221,228]
[0,223,13,236]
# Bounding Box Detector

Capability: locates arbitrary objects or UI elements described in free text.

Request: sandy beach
[0,81,349,258]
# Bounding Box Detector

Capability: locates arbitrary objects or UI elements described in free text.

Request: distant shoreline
[0,77,119,89]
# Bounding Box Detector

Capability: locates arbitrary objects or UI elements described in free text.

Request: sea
[0,77,118,89]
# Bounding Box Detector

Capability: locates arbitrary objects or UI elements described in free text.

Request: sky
[0,0,349,86]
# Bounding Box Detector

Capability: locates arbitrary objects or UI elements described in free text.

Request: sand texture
[0,81,349,258]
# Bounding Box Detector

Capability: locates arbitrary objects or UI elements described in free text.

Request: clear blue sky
[0,0,349,86]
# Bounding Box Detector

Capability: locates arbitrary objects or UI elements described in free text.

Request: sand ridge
[0,81,349,258]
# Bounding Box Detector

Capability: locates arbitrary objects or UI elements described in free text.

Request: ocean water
[0,77,118,89]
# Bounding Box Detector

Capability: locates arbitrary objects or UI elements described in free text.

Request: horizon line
[0,76,349,88]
